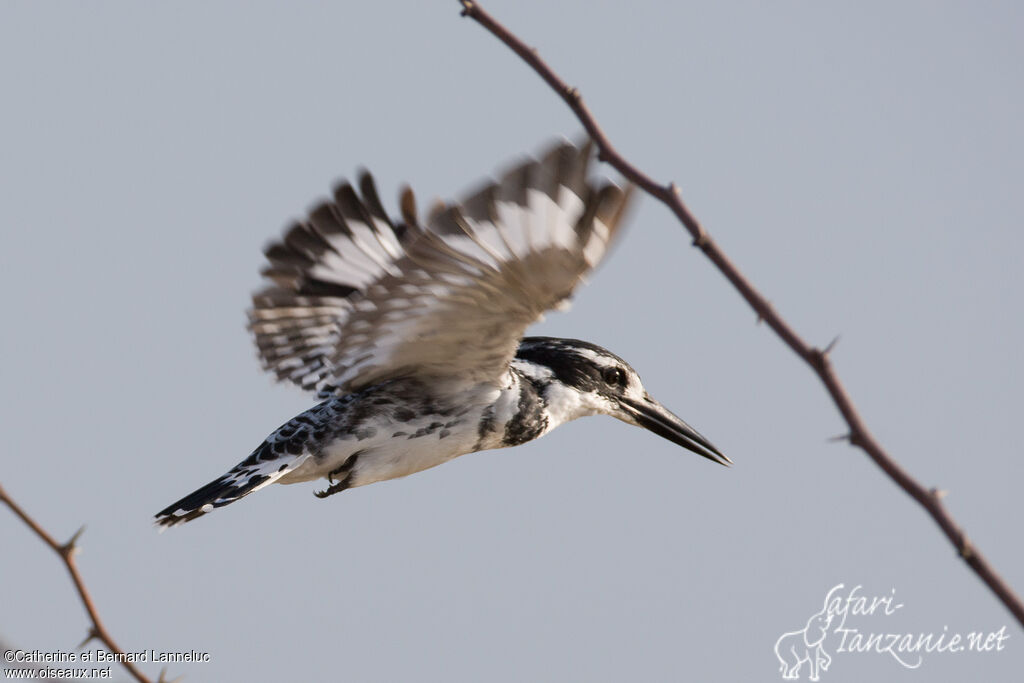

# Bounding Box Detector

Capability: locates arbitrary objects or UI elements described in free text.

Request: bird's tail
[154,445,309,529]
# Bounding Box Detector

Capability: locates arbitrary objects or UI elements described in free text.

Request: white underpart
[277,357,628,490]
[279,383,508,488]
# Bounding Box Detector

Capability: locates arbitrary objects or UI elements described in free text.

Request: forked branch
[458,0,1024,627]
[0,483,157,683]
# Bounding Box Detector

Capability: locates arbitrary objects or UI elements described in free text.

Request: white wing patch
[248,140,634,395]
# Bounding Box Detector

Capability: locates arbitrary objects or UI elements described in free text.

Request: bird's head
[514,337,730,466]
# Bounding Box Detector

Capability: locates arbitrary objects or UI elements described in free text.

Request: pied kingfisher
[155,140,729,528]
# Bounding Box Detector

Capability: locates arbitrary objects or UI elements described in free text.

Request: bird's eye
[603,366,627,387]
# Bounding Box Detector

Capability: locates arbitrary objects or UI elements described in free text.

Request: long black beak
[620,394,731,466]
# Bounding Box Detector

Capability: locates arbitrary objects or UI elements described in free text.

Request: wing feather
[248,140,633,394]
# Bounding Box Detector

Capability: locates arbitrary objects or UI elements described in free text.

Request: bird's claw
[316,453,360,499]
[314,481,348,499]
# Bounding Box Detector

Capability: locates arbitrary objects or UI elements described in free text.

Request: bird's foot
[315,453,360,499]
[314,481,348,499]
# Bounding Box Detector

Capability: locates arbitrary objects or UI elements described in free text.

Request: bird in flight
[155,140,728,528]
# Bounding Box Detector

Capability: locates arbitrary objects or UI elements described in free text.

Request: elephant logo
[774,585,843,680]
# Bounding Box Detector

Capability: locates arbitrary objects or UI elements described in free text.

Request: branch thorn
[63,524,87,556]
[827,433,851,444]
[77,627,100,649]
[157,667,184,683]
[823,335,841,357]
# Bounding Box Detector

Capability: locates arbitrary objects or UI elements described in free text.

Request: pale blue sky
[1,2,1022,681]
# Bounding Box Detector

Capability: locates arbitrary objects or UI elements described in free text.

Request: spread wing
[248,140,633,395]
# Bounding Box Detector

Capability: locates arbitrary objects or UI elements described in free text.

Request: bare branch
[0,482,155,683]
[458,0,1024,627]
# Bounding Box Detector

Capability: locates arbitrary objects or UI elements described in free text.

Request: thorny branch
[458,0,1024,627]
[0,483,170,683]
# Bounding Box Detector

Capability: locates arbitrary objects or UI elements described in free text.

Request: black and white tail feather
[155,139,727,529]
[154,453,309,526]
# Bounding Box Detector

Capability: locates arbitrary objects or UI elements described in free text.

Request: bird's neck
[481,360,603,450]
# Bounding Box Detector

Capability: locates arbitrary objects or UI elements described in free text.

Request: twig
[0,482,154,683]
[458,0,1024,627]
